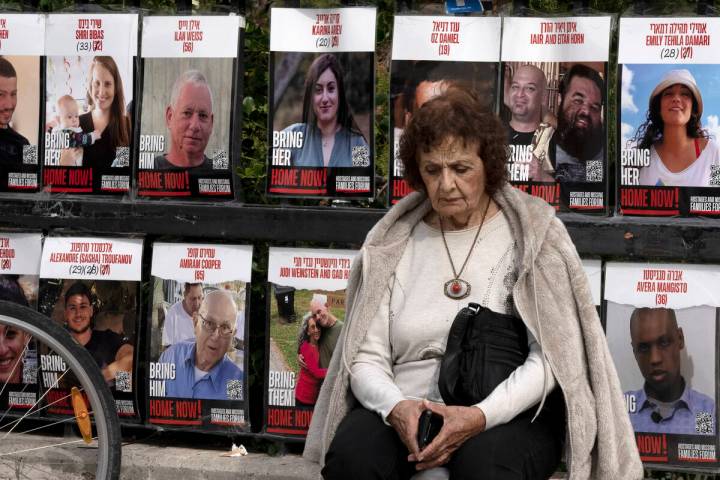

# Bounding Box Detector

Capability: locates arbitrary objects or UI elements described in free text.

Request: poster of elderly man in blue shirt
[604,262,719,468]
[147,242,252,432]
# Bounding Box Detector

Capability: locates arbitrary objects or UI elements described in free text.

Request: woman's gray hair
[170,69,213,111]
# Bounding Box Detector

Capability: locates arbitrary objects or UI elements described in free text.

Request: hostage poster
[38,236,142,421]
[0,232,41,416]
[147,242,252,432]
[389,15,500,204]
[42,14,137,195]
[501,16,611,213]
[618,18,720,217]
[605,262,719,467]
[265,247,356,437]
[267,7,375,198]
[137,15,243,199]
[0,15,44,192]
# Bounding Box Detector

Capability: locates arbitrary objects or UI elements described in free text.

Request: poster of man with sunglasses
[147,242,252,432]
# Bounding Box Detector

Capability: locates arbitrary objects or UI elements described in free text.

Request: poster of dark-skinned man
[138,15,243,199]
[267,7,375,198]
[0,15,44,192]
[265,247,356,437]
[0,233,41,416]
[389,15,500,204]
[147,242,252,432]
[618,18,720,217]
[605,262,719,468]
[43,14,137,195]
[38,236,142,420]
[501,16,611,213]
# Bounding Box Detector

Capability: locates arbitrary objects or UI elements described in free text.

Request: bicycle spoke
[1,367,71,440]
[0,387,83,430]
[0,437,98,457]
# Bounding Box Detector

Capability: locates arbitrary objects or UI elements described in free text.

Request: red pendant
[444,278,471,300]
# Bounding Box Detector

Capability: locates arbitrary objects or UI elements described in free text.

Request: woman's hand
[410,400,486,470]
[387,399,425,460]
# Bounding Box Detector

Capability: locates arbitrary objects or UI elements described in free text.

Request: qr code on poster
[352,146,370,167]
[22,145,37,165]
[696,411,714,434]
[115,371,132,393]
[710,165,720,186]
[585,160,603,182]
[112,147,130,168]
[227,380,243,400]
[22,365,37,384]
[213,151,229,170]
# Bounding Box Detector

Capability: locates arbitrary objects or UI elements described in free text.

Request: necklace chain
[439,198,491,281]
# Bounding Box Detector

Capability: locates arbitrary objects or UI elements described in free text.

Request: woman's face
[419,137,487,220]
[312,68,339,125]
[91,63,115,112]
[659,83,693,128]
[307,317,321,344]
[0,324,29,384]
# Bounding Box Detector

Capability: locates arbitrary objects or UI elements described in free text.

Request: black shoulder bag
[438,303,530,406]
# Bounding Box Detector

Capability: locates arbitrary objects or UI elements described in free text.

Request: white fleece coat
[303,185,643,479]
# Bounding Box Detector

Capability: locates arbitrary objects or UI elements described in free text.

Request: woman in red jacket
[295,315,327,406]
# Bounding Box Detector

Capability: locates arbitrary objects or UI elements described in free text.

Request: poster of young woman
[501,16,611,213]
[605,262,719,468]
[43,14,137,195]
[137,15,243,199]
[265,247,356,437]
[0,15,44,193]
[38,236,142,421]
[267,7,375,198]
[0,232,41,415]
[618,18,720,217]
[147,242,252,432]
[389,15,500,204]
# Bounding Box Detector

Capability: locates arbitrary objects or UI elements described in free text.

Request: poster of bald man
[501,16,611,213]
[0,15,43,192]
[605,262,720,467]
[146,242,252,432]
[137,16,243,198]
[388,15,500,204]
[265,247,356,437]
[267,8,375,199]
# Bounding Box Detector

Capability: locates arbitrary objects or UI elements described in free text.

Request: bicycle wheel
[0,300,121,479]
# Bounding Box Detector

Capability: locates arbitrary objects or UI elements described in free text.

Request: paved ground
[0,431,320,479]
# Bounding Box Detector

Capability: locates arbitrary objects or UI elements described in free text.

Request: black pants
[323,392,565,480]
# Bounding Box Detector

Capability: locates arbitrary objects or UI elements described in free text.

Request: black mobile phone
[417,409,443,450]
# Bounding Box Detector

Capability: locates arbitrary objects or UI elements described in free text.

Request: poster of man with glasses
[147,242,252,432]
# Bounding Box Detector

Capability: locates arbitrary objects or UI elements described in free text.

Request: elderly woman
[295,314,327,407]
[304,88,641,479]
[282,53,369,168]
[637,69,720,187]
